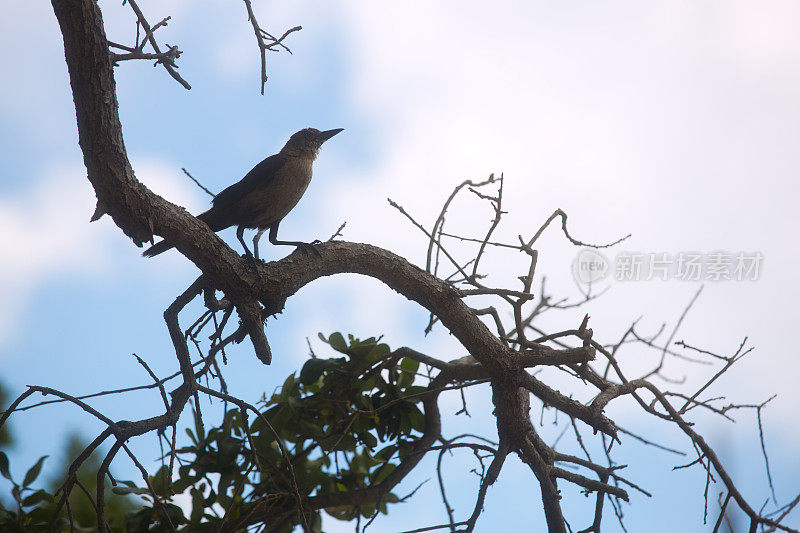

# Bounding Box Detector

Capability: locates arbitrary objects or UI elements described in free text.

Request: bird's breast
[241,157,315,227]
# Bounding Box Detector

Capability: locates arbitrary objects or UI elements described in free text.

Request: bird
[142,127,343,260]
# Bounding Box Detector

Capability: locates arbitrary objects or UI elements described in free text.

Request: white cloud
[0,165,105,347]
[304,0,800,436]
[131,156,209,215]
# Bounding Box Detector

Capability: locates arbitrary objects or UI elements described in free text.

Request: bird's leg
[268,222,321,256]
[253,227,267,261]
[236,226,256,262]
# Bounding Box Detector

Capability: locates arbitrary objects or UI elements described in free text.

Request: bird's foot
[243,252,261,266]
[296,241,322,257]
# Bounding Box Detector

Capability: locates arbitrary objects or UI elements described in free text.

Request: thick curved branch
[51,0,263,294]
[252,242,511,375]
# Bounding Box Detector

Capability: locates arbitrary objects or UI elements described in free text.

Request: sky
[1,1,799,531]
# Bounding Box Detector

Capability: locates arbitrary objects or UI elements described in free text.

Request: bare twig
[241,0,301,94]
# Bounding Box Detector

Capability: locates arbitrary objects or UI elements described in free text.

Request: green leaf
[125,507,155,533]
[300,358,330,385]
[321,434,356,452]
[22,456,48,488]
[190,488,204,524]
[21,489,52,507]
[360,431,378,449]
[311,512,324,533]
[150,465,171,498]
[112,485,150,496]
[279,373,297,399]
[328,332,348,353]
[375,444,397,462]
[372,463,396,484]
[402,386,429,403]
[398,357,420,388]
[0,451,11,480]
[408,406,426,433]
[400,357,420,374]
[162,503,187,526]
[361,503,376,517]
[28,505,60,526]
[349,341,376,359]
[171,472,197,494]
[368,343,391,361]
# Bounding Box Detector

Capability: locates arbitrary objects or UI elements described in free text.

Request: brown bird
[143,127,343,260]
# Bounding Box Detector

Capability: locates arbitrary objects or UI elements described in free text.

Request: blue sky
[1,1,799,531]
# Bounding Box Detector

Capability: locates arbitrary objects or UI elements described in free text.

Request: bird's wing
[198,153,287,231]
[213,153,286,209]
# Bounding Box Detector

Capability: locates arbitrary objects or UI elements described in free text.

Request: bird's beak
[319,128,344,142]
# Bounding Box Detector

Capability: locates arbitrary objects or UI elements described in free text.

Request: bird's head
[282,127,344,158]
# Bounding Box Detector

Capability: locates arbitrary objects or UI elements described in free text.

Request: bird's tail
[197,207,227,232]
[142,239,174,258]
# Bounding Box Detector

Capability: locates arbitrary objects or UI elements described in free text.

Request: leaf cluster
[0,437,136,532]
[124,333,429,531]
